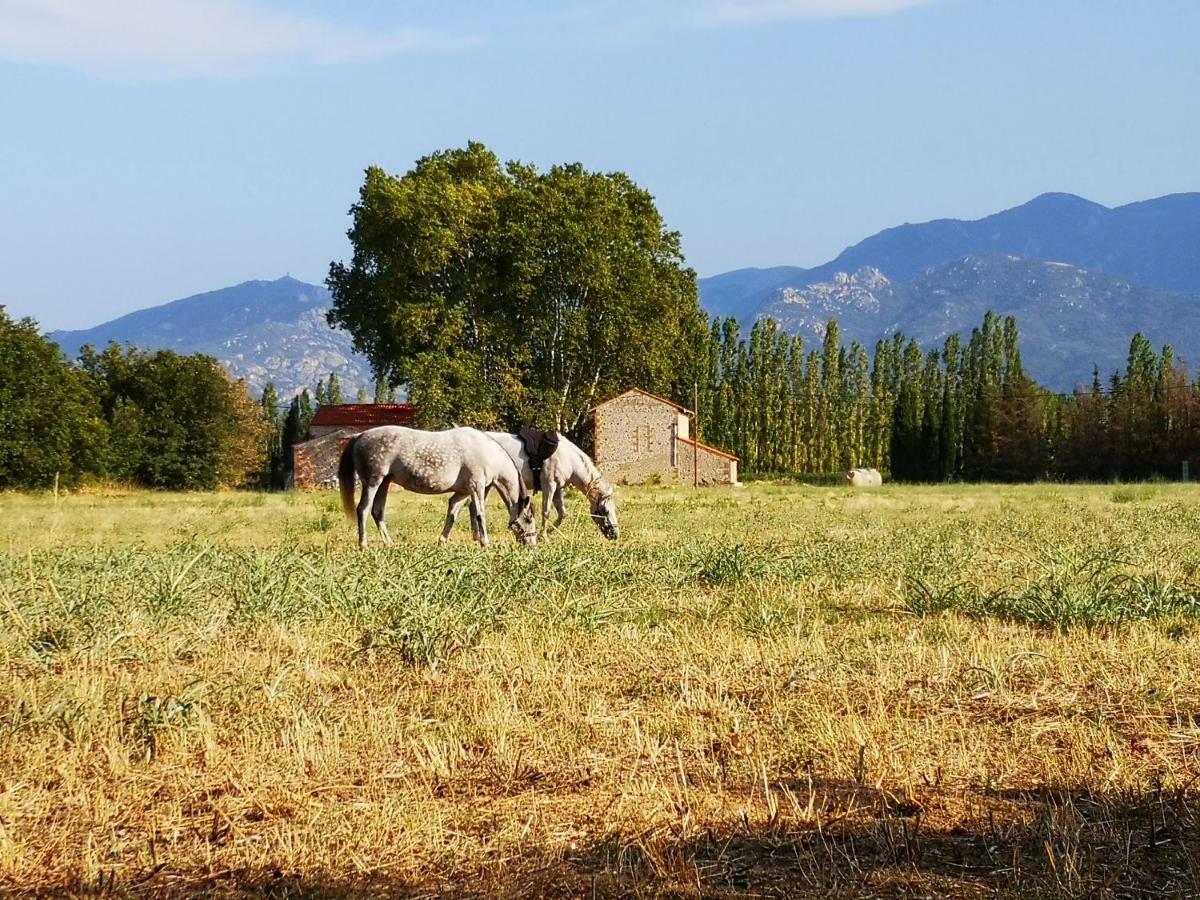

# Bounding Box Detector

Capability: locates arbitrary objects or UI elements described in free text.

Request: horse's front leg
[371,475,393,546]
[440,493,469,545]
[470,487,489,547]
[553,485,567,529]
[541,484,555,533]
[468,499,482,544]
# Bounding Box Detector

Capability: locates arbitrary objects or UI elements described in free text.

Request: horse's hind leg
[371,476,393,546]
[356,474,383,549]
[440,493,470,545]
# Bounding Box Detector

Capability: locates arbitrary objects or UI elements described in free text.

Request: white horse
[487,431,619,540]
[338,426,538,548]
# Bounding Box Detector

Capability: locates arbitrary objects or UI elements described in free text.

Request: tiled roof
[309,403,416,429]
[590,387,694,415]
[676,436,739,461]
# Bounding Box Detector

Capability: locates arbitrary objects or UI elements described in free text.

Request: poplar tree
[326,372,344,405]
[260,382,285,489]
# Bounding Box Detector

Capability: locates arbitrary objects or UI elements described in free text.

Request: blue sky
[1,0,1196,330]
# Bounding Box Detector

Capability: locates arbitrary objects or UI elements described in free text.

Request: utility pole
[693,382,699,488]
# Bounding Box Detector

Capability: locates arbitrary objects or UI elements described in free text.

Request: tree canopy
[0,308,107,489]
[327,143,705,433]
[79,344,269,489]
[0,309,272,491]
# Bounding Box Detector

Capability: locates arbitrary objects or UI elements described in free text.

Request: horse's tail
[338,436,359,519]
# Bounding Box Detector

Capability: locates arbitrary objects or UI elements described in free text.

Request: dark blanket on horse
[517,427,560,492]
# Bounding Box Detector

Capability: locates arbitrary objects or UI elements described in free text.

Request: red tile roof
[309,403,416,429]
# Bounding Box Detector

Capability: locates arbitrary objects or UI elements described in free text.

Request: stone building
[591,388,738,486]
[292,429,356,490]
[293,403,416,489]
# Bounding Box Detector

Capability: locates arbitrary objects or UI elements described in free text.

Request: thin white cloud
[700,0,935,26]
[0,0,479,78]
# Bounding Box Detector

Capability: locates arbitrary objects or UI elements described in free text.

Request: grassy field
[2,482,1199,897]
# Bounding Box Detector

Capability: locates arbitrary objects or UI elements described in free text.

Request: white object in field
[845,467,883,487]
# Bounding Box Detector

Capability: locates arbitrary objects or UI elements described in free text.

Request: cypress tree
[327,372,344,405]
[260,382,284,489]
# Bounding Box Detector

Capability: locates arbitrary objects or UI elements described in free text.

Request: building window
[635,425,655,455]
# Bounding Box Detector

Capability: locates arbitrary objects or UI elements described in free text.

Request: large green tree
[0,309,107,488]
[81,344,267,490]
[327,143,704,433]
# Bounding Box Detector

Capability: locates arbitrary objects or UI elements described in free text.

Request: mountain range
[755,255,1200,389]
[698,192,1200,388]
[47,191,1200,396]
[51,277,372,398]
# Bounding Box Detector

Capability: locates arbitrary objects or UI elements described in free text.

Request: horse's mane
[559,434,611,500]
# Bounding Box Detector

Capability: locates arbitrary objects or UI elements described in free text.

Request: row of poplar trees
[694,311,1199,482]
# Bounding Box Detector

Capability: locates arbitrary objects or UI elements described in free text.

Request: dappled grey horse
[338,426,537,548]
[487,431,619,540]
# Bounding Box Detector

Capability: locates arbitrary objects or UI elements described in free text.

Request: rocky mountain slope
[698,192,1200,389]
[757,254,1200,389]
[51,277,371,398]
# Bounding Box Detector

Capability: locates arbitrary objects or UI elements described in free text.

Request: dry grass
[2,482,1200,897]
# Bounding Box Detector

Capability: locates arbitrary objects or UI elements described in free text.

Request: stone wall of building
[293,428,356,489]
[594,393,680,484]
[676,438,738,486]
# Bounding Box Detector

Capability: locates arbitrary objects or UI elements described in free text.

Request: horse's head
[588,483,619,541]
[508,494,538,546]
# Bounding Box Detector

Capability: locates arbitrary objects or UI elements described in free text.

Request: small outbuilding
[591,388,739,486]
[293,403,416,489]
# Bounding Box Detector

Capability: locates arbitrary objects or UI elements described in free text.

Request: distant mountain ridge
[758,254,1200,389]
[46,191,1200,398]
[51,277,372,398]
[698,192,1200,388]
[806,192,1200,292]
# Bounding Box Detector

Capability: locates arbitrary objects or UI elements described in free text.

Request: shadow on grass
[38,781,1200,898]
[510,781,1200,898]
